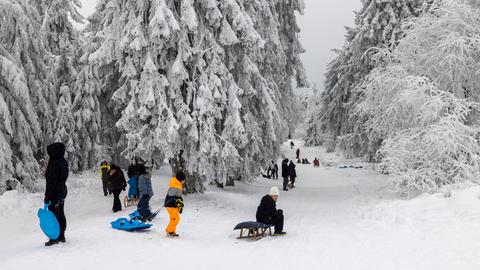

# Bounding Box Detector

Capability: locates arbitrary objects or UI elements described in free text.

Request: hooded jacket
[164,177,183,208]
[107,165,127,192]
[44,143,69,202]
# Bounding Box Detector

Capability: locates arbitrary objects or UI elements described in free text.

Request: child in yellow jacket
[164,172,186,237]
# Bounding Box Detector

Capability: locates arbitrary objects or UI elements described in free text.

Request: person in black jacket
[256,186,285,235]
[107,164,127,212]
[281,159,289,191]
[289,161,297,188]
[44,142,69,246]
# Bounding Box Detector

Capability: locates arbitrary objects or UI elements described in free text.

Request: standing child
[164,172,186,237]
[136,160,152,219]
[100,160,110,196]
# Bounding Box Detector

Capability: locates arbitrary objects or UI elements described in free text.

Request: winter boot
[273,231,287,236]
[45,239,60,246]
[167,232,179,237]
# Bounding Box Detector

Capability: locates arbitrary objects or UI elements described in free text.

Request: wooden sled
[234,221,273,240]
[124,196,140,208]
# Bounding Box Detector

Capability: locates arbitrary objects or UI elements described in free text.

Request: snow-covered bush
[379,112,480,194]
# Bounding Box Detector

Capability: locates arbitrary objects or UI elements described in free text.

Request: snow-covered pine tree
[79,0,306,192]
[306,0,424,153]
[0,0,45,192]
[37,0,84,171]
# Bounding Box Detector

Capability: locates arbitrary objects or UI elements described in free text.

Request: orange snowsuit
[164,177,183,233]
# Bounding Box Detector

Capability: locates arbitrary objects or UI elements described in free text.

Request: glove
[176,198,184,214]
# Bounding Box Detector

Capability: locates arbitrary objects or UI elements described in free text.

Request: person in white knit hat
[255,186,286,235]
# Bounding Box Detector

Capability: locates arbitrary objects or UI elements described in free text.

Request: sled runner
[124,176,140,208]
[111,218,152,231]
[124,196,140,208]
[234,221,273,240]
[38,203,60,239]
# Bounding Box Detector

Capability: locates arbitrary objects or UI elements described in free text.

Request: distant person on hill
[256,187,286,236]
[289,161,297,188]
[107,164,127,212]
[44,142,69,246]
[100,160,110,196]
[281,159,290,191]
[296,148,300,159]
[290,141,294,149]
[313,158,320,168]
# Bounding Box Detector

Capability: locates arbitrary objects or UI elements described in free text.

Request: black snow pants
[283,177,289,190]
[112,189,122,212]
[259,210,284,234]
[48,199,66,239]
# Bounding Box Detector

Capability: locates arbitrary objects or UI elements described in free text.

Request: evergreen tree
[306,0,424,153]
[77,0,306,192]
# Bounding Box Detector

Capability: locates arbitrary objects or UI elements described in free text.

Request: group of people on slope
[263,161,279,180]
[100,158,186,237]
[42,142,188,246]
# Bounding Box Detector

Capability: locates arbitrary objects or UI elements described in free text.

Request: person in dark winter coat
[271,161,278,180]
[281,159,289,191]
[289,161,297,188]
[100,160,110,196]
[256,187,285,235]
[44,142,69,246]
[107,164,127,212]
[290,141,294,149]
[296,148,300,159]
[127,157,147,179]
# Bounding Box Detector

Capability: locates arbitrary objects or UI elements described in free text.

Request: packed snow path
[1,141,479,269]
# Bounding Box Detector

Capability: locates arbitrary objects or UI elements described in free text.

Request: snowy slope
[1,141,479,269]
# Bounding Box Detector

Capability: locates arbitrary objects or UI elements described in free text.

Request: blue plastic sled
[38,203,60,239]
[127,176,139,198]
[111,218,152,231]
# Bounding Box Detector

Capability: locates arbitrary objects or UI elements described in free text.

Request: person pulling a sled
[164,172,186,237]
[256,187,286,236]
[107,164,127,212]
[100,160,110,196]
[44,142,69,246]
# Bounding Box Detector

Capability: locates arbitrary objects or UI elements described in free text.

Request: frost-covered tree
[79,0,306,192]
[0,0,44,192]
[0,0,82,192]
[306,0,424,148]
[342,0,480,193]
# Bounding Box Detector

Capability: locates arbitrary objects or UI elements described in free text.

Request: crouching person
[256,187,286,236]
[164,172,186,237]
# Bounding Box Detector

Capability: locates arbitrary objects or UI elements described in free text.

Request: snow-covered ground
[1,141,480,269]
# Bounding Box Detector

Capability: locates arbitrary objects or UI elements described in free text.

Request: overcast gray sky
[77,0,361,90]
